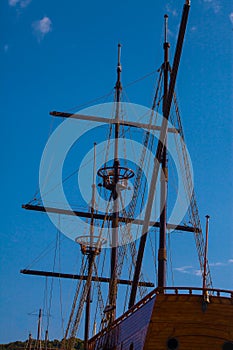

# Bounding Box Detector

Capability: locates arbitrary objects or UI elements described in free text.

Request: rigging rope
[171,91,213,288]
[63,255,87,342]
[92,261,105,331]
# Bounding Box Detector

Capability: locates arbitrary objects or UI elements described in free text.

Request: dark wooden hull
[88,287,233,349]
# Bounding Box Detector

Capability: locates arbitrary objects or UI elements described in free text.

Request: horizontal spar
[22,204,199,233]
[20,269,154,287]
[50,111,178,134]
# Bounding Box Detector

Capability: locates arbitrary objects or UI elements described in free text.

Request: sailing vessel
[21,0,233,349]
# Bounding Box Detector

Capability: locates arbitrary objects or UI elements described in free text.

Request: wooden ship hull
[88,287,233,349]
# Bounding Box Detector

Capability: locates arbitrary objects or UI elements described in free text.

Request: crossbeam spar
[20,269,154,287]
[50,111,178,134]
[22,204,199,233]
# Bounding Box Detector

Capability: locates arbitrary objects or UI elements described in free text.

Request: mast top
[164,14,169,44]
[115,43,122,92]
[117,43,122,71]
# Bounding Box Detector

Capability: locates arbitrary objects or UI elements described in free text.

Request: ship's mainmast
[129,0,191,308]
[158,14,170,289]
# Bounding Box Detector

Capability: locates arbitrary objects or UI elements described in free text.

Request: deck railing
[159,286,233,298]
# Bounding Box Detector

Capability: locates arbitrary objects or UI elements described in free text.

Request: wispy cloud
[209,261,226,267]
[209,260,233,267]
[32,16,52,42]
[202,0,221,14]
[194,269,202,277]
[167,28,175,38]
[165,4,178,17]
[8,0,32,8]
[174,266,193,274]
[229,13,233,25]
[190,26,197,32]
[175,259,233,277]
[9,0,18,5]
[4,44,9,53]
[174,265,202,277]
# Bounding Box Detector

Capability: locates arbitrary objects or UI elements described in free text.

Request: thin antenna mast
[44,330,48,350]
[203,215,210,291]
[36,309,42,350]
[28,332,32,350]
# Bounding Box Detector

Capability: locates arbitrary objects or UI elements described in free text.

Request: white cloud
[209,262,226,267]
[174,259,233,279]
[174,266,193,274]
[229,13,233,25]
[165,4,178,17]
[194,269,202,277]
[209,260,233,267]
[9,0,19,5]
[190,26,197,32]
[202,259,233,269]
[4,44,9,53]
[8,0,31,8]
[20,0,32,7]
[167,28,175,39]
[32,16,52,41]
[202,0,221,14]
[174,266,203,277]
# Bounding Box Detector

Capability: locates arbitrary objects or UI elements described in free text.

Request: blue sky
[1,0,233,344]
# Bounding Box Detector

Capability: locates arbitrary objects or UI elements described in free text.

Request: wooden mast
[108,43,122,323]
[128,0,191,309]
[158,14,170,289]
[84,143,97,349]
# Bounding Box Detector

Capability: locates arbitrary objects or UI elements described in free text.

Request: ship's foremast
[109,43,122,323]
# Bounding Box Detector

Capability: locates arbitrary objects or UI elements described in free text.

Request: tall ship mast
[21,1,233,349]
